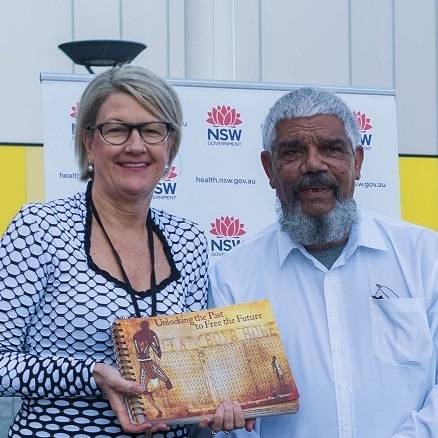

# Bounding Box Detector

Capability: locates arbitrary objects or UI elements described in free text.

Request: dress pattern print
[0,187,208,437]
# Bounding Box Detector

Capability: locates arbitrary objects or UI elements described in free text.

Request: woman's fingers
[222,400,234,431]
[222,400,239,431]
[209,400,246,432]
[94,363,143,394]
[93,363,170,433]
[103,386,143,432]
[150,422,171,433]
[231,401,245,429]
[106,390,169,434]
[210,403,225,432]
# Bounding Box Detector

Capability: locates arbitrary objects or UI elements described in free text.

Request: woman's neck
[90,184,151,231]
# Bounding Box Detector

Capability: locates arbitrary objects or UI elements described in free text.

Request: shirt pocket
[369,296,432,366]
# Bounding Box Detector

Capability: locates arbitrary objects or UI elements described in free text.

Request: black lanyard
[89,195,157,317]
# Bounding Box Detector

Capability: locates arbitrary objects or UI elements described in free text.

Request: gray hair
[262,87,360,153]
[75,65,183,180]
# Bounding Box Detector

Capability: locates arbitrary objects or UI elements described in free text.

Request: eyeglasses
[89,122,173,145]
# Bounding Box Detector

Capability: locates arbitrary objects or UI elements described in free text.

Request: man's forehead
[276,114,348,137]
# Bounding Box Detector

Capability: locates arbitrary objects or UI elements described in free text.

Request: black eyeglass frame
[88,121,174,145]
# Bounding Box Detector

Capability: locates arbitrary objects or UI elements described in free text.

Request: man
[209,87,438,437]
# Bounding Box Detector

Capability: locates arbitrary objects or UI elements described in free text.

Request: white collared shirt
[209,210,438,438]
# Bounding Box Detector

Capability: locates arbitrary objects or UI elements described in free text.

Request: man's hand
[93,362,170,434]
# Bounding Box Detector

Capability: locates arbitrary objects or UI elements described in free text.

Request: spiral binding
[111,319,145,423]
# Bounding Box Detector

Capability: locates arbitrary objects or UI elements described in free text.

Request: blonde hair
[75,65,182,180]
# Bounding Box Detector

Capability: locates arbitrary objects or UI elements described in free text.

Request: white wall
[0,0,437,154]
[395,0,438,155]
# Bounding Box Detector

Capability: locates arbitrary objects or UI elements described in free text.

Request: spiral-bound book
[111,299,299,425]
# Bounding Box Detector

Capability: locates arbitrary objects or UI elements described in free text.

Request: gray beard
[278,196,358,247]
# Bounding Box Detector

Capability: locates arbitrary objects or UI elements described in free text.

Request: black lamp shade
[58,40,147,71]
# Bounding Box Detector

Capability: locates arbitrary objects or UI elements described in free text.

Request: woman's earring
[163,164,170,178]
[88,160,94,178]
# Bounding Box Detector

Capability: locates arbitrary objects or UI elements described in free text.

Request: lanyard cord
[89,195,157,317]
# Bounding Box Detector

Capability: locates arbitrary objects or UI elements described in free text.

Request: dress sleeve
[0,205,98,398]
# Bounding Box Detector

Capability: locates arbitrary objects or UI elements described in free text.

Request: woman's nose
[124,128,148,151]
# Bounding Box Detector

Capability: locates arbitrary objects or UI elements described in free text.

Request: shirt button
[343,424,351,431]
[330,310,338,317]
[336,345,345,352]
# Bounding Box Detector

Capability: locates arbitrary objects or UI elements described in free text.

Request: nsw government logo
[209,216,246,256]
[153,166,178,200]
[206,105,243,146]
[354,111,373,150]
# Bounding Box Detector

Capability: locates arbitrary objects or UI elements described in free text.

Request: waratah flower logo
[70,103,80,119]
[354,111,372,133]
[206,105,242,126]
[164,166,177,181]
[210,216,246,238]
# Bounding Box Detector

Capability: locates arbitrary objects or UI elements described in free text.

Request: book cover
[112,299,299,425]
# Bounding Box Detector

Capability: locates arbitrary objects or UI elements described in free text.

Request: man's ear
[261,150,276,189]
[354,145,364,180]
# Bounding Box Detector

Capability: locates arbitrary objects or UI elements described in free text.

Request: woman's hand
[199,400,256,434]
[93,362,170,434]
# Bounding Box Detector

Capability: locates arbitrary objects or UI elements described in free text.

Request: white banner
[41,75,399,262]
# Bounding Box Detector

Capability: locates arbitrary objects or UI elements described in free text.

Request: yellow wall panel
[25,147,44,203]
[0,146,44,236]
[399,156,438,231]
[0,147,27,234]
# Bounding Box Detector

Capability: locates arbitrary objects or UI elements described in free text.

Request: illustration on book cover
[112,300,299,423]
[133,320,173,418]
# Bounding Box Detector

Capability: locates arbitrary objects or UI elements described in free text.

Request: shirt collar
[277,223,303,266]
[276,208,387,267]
[354,209,387,251]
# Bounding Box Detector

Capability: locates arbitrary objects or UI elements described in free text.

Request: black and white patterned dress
[0,186,208,437]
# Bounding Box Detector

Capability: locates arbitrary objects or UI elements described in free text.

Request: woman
[0,65,251,437]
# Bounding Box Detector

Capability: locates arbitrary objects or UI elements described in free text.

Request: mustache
[292,172,338,192]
